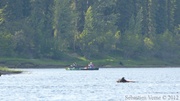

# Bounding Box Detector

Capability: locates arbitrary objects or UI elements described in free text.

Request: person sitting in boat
[70,62,77,68]
[88,62,94,68]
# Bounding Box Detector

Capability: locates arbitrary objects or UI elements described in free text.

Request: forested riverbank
[0,1,180,66]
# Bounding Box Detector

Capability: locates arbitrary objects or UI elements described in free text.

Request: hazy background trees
[0,0,180,61]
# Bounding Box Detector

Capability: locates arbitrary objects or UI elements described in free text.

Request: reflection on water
[0,68,180,101]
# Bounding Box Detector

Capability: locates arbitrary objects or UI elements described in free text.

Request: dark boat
[66,67,99,70]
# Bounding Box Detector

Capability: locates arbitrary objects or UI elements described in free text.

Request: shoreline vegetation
[0,57,179,75]
[0,57,180,69]
[0,66,22,75]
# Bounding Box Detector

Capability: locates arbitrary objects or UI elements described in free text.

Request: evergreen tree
[114,0,136,33]
[166,0,176,33]
[155,0,167,34]
[147,0,156,35]
[53,0,77,59]
[28,0,54,58]
[119,8,143,58]
[77,6,94,57]
[174,0,180,27]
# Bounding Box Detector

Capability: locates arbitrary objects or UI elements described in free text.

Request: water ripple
[0,68,180,101]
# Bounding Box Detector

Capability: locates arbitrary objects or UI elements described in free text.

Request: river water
[0,68,180,101]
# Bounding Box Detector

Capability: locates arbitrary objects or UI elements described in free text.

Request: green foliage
[120,31,143,58]
[54,0,77,52]
[0,8,4,24]
[0,66,22,73]
[78,6,94,57]
[0,0,179,64]
[144,37,154,49]
[0,32,14,56]
[153,30,178,60]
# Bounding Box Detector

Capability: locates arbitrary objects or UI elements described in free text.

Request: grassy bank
[0,66,22,75]
[0,56,179,68]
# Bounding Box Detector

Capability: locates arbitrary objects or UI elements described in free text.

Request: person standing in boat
[88,62,94,68]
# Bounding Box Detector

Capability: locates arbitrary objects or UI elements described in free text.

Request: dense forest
[0,0,180,62]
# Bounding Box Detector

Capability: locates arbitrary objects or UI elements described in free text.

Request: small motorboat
[66,67,99,70]
[66,62,99,70]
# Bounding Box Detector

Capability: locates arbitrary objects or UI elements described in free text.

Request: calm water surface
[0,68,180,101]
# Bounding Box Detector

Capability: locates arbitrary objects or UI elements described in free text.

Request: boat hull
[66,67,99,70]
